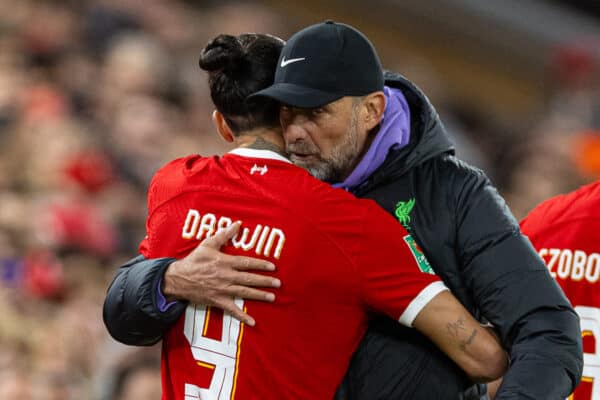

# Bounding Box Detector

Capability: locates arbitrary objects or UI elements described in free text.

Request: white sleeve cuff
[398,281,449,327]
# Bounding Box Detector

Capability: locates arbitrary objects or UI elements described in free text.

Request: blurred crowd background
[1,0,600,398]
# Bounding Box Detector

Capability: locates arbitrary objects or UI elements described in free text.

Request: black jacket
[103,72,583,400]
[335,72,582,400]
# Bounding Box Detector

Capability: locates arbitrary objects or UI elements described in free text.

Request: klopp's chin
[289,155,311,169]
[289,157,339,182]
[292,159,316,175]
[306,165,336,183]
[293,160,324,180]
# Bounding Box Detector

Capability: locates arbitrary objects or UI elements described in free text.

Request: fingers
[199,221,241,250]
[228,254,275,272]
[219,300,256,327]
[178,221,281,329]
[232,271,280,288]
[226,285,276,302]
[193,222,276,272]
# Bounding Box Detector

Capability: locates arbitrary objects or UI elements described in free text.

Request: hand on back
[162,222,281,326]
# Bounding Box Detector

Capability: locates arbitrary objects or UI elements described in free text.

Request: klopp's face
[280,97,367,183]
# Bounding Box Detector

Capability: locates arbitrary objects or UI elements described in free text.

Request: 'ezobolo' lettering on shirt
[539,248,600,284]
[181,209,286,260]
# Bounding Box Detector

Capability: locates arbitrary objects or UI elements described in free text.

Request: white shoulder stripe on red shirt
[399,281,448,327]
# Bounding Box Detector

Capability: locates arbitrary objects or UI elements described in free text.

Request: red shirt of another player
[521,180,600,400]
[139,148,445,400]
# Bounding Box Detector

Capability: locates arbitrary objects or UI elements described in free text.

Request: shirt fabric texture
[139,149,442,400]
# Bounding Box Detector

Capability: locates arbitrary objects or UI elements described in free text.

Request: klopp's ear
[363,91,386,131]
[212,110,235,142]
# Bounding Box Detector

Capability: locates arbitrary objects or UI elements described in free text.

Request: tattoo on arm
[460,329,478,352]
[447,317,466,337]
[446,317,478,352]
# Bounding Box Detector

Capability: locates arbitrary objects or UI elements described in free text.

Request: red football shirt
[521,180,600,400]
[139,148,445,400]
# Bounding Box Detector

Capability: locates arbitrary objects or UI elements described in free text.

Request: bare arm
[412,290,508,382]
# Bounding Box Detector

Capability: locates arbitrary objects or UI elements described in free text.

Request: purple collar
[332,86,411,190]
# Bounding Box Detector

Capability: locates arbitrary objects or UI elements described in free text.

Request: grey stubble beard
[290,110,361,183]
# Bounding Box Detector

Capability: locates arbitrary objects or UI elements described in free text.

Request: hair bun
[199,34,245,73]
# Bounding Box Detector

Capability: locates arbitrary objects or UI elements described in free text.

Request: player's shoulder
[522,180,600,232]
[573,179,600,206]
[297,175,398,232]
[148,154,214,208]
[151,154,214,187]
[301,175,372,213]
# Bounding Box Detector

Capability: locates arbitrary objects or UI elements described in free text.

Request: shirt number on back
[569,306,600,400]
[184,300,244,400]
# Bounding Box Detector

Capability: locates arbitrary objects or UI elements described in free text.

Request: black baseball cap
[249,21,384,108]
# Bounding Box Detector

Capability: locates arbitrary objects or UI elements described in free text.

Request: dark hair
[199,33,284,134]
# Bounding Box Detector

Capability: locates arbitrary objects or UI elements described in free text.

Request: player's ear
[212,110,235,143]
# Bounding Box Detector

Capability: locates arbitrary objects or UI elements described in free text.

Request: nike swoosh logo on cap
[280,57,306,67]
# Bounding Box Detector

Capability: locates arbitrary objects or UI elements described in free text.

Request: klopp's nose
[282,122,310,145]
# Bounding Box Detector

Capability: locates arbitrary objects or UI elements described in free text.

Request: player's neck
[235,129,287,158]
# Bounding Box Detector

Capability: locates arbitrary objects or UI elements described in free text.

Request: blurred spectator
[542,40,600,132]
[110,352,162,400]
[0,367,33,400]
[0,1,291,397]
[500,132,588,219]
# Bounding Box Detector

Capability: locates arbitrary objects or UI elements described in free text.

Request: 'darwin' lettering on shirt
[181,209,286,260]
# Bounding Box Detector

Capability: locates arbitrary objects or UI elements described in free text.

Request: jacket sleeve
[102,255,187,346]
[451,163,583,399]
